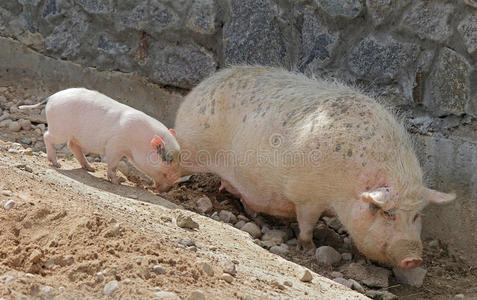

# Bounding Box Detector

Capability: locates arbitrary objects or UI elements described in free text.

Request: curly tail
[19,97,49,109]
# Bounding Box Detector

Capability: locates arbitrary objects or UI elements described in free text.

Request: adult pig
[174,66,455,269]
[20,88,180,192]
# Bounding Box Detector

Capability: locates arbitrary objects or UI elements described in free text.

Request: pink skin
[36,88,181,192]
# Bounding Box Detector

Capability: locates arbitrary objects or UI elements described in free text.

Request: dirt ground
[1,85,477,299]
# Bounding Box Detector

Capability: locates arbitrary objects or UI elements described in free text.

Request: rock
[366,290,398,300]
[341,252,352,261]
[366,0,411,26]
[223,262,236,276]
[269,244,289,256]
[210,212,220,221]
[8,121,21,132]
[29,249,43,263]
[340,263,390,288]
[196,196,213,213]
[286,238,297,246]
[333,277,352,288]
[237,214,249,222]
[349,36,418,81]
[96,272,104,282]
[400,1,454,43]
[19,137,33,145]
[2,275,14,284]
[40,285,54,296]
[261,229,287,245]
[428,240,439,249]
[223,0,287,66]
[313,222,343,248]
[187,0,216,35]
[37,123,46,133]
[458,13,477,55]
[221,273,234,283]
[187,245,197,252]
[19,119,32,130]
[300,9,339,71]
[3,200,15,210]
[423,48,471,116]
[1,190,12,197]
[234,220,246,229]
[349,279,365,293]
[283,280,293,287]
[218,210,237,224]
[392,266,427,288]
[187,289,206,300]
[201,262,214,276]
[315,246,341,265]
[322,217,342,231]
[153,265,166,275]
[154,291,181,300]
[0,119,12,128]
[331,271,343,278]
[176,214,199,229]
[315,0,363,18]
[241,222,262,239]
[300,269,313,282]
[103,280,119,295]
[454,294,465,299]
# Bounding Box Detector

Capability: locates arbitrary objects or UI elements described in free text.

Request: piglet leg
[43,131,61,168]
[68,140,95,172]
[296,204,323,254]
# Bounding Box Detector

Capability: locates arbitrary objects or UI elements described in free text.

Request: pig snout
[388,239,423,269]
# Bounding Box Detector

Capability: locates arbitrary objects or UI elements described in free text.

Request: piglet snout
[399,257,422,269]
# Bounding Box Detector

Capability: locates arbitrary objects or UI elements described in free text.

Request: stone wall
[1,0,476,262]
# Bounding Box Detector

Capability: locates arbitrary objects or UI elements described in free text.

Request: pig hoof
[84,165,95,172]
[297,239,316,254]
[51,162,61,168]
[109,177,120,185]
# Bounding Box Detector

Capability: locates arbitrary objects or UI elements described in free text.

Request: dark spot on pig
[345,123,353,129]
[341,107,349,114]
[360,153,364,157]
[261,111,266,117]
[347,149,352,157]
[359,112,365,117]
[316,142,320,149]
[366,186,370,191]
[357,124,360,128]
[282,120,288,126]
[199,105,206,114]
[242,82,248,89]
[362,162,367,167]
[335,144,341,152]
[210,99,215,115]
[243,115,247,122]
[232,103,236,108]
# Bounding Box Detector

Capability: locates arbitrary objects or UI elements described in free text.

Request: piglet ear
[150,135,164,150]
[169,129,176,136]
[360,187,391,208]
[425,188,456,204]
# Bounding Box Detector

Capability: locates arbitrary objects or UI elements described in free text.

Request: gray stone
[341,252,352,261]
[40,285,54,296]
[366,290,398,300]
[315,0,363,18]
[313,222,343,249]
[150,43,216,89]
[221,273,234,283]
[315,246,341,265]
[223,262,236,276]
[176,214,199,229]
[300,269,313,282]
[201,262,214,276]
[1,190,12,197]
[146,0,180,34]
[269,244,289,256]
[103,280,119,295]
[187,0,216,35]
[261,229,287,245]
[331,271,343,278]
[234,220,246,229]
[8,121,21,132]
[392,266,427,288]
[19,119,32,130]
[154,291,181,300]
[218,210,237,224]
[349,279,365,293]
[187,290,206,300]
[300,9,339,71]
[423,48,471,116]
[223,0,287,66]
[77,0,110,15]
[322,217,342,231]
[4,200,15,210]
[196,196,213,213]
[458,13,477,55]
[333,277,352,288]
[241,222,262,239]
[152,265,166,275]
[400,1,454,43]
[2,275,14,284]
[465,0,477,8]
[340,263,390,288]
[349,36,418,82]
[366,0,411,26]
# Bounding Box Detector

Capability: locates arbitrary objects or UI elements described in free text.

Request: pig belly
[241,193,296,218]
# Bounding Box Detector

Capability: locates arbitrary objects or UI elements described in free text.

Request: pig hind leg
[43,131,61,168]
[296,204,324,254]
[68,140,95,172]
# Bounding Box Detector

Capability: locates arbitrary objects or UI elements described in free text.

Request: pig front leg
[296,204,324,254]
[43,131,61,168]
[105,146,124,185]
[68,140,95,172]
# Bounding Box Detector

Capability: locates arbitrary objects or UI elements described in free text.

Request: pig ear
[169,129,176,136]
[360,187,391,208]
[150,135,164,150]
[425,188,456,204]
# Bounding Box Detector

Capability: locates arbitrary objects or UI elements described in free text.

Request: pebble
[261,229,287,245]
[0,119,11,128]
[187,245,197,252]
[316,246,341,265]
[29,249,43,263]
[269,244,289,256]
[2,275,14,284]
[340,263,390,288]
[19,137,33,145]
[331,271,343,278]
[96,272,104,281]
[341,252,352,261]
[454,294,465,299]
[333,277,352,288]
[221,273,234,283]
[153,265,166,275]
[241,222,262,239]
[392,266,427,288]
[40,286,54,296]
[234,220,246,229]
[19,119,32,130]
[283,280,293,287]
[8,121,21,132]
[211,212,220,221]
[323,216,342,231]
[58,287,65,293]
[176,214,199,229]
[219,210,237,224]
[4,200,15,210]
[154,291,181,299]
[237,214,249,222]
[428,240,439,249]
[201,262,214,276]
[37,123,46,133]
[187,290,206,300]
[300,269,313,282]
[196,196,213,213]
[223,262,236,276]
[103,280,119,295]
[365,290,398,300]
[349,279,365,293]
[123,279,132,284]
[286,238,297,246]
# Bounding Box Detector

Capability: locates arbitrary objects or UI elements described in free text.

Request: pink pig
[20,88,180,192]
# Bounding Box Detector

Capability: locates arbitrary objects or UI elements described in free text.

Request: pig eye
[382,210,395,220]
